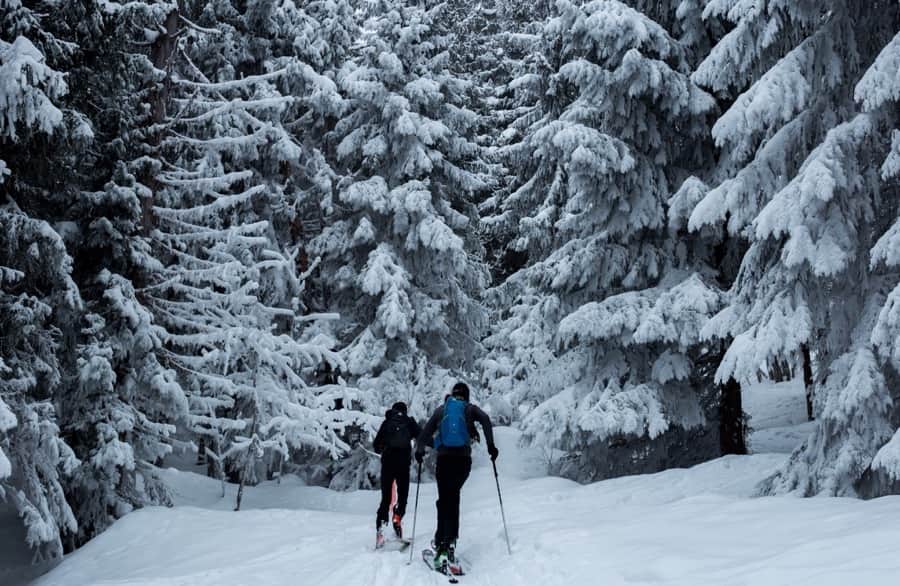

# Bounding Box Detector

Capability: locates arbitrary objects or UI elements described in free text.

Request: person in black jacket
[373,401,421,546]
[415,382,498,573]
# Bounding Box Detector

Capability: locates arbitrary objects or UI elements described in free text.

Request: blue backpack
[437,397,469,448]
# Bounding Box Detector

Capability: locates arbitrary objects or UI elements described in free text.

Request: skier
[373,401,421,548]
[416,382,498,574]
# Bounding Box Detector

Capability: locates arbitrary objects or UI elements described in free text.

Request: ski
[422,548,464,583]
[376,538,410,552]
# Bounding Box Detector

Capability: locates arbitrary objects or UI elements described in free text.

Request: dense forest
[2,0,899,561]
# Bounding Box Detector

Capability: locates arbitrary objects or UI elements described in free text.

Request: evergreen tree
[478,0,556,282]
[28,2,197,545]
[0,7,81,559]
[313,1,489,412]
[482,0,719,480]
[137,1,371,497]
[688,0,900,496]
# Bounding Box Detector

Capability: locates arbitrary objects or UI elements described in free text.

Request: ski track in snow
[27,426,900,586]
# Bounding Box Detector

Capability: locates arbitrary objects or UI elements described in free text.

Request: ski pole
[492,460,512,555]
[407,461,423,565]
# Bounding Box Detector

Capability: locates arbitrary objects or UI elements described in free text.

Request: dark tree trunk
[235,477,245,512]
[801,344,815,421]
[206,438,220,479]
[142,9,180,236]
[768,357,792,382]
[719,376,747,455]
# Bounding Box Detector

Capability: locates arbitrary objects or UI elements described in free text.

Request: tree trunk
[719,376,747,455]
[142,9,180,236]
[234,416,259,512]
[801,344,815,421]
[235,475,245,512]
[769,357,791,382]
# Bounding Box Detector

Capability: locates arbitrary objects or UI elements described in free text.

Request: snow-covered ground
[21,419,900,586]
[11,383,898,586]
[743,378,816,453]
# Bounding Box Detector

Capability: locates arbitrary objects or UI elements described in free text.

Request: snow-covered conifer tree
[137,2,372,495]
[184,0,355,315]
[21,3,201,544]
[278,0,357,75]
[313,1,489,412]
[482,0,720,480]
[688,0,900,496]
[0,22,81,559]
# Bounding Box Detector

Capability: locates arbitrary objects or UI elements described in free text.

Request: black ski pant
[434,451,472,549]
[376,453,410,528]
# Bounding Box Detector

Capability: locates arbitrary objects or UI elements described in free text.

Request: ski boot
[375,524,386,549]
[433,545,450,574]
[448,540,463,576]
[391,511,403,539]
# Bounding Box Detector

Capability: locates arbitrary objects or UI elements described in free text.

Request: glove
[488,445,499,462]
[415,450,424,464]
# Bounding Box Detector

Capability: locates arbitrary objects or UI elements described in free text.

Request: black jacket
[416,401,495,458]
[373,409,421,459]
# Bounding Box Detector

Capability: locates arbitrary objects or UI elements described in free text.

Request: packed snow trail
[31,427,900,586]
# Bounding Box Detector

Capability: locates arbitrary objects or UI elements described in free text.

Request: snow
[0,397,16,432]
[711,35,813,161]
[742,378,815,454]
[872,282,900,369]
[0,36,67,139]
[4,0,897,582]
[882,130,900,180]
[873,428,900,481]
[854,30,900,112]
[23,422,900,586]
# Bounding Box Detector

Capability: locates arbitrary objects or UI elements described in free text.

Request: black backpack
[384,412,412,450]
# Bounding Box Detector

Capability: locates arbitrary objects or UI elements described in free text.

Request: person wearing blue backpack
[415,382,498,574]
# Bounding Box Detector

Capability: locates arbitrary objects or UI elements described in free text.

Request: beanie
[451,382,470,402]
